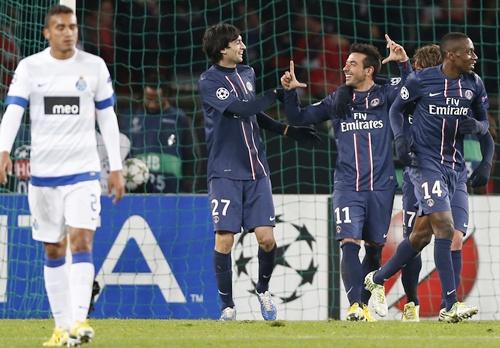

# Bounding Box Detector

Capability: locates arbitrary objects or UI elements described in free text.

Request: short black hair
[440,32,470,57]
[45,5,74,28]
[202,23,240,64]
[349,43,382,77]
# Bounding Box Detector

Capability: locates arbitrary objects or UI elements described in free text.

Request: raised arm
[280,60,331,125]
[389,73,422,166]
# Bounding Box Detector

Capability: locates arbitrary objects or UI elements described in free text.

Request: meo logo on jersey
[44,96,80,115]
[216,87,230,100]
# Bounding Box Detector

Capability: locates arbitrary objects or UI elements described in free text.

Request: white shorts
[28,180,101,243]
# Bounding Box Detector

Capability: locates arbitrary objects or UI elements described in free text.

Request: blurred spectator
[0,24,18,99]
[82,0,115,70]
[120,78,199,193]
[293,16,349,98]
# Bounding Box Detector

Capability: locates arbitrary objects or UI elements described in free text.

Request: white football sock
[69,262,95,323]
[44,264,72,331]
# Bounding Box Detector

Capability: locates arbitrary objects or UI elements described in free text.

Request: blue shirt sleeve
[386,60,413,104]
[198,76,239,115]
[283,90,331,126]
[470,75,489,133]
[389,72,422,138]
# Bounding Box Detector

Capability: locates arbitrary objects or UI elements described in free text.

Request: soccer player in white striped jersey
[0,5,124,346]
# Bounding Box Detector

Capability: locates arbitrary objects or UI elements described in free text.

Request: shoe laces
[259,291,274,311]
[373,286,385,304]
[404,306,416,320]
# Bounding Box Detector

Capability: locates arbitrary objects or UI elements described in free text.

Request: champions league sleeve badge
[216,87,230,100]
[75,76,87,91]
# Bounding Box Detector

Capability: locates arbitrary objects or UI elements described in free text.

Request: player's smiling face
[220,35,246,67]
[343,53,372,88]
[44,13,78,59]
[451,38,477,74]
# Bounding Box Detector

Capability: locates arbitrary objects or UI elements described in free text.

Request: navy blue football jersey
[391,65,489,171]
[199,64,270,181]
[284,63,411,191]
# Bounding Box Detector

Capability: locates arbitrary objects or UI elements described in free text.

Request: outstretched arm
[225,90,279,119]
[280,60,330,125]
[257,112,320,146]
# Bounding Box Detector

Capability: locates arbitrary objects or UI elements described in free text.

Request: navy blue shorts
[333,188,395,244]
[208,177,275,233]
[403,166,466,235]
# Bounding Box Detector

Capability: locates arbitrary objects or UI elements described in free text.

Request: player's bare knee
[254,226,275,251]
[409,231,431,251]
[451,230,464,250]
[69,228,94,253]
[215,231,234,253]
[258,236,276,252]
[43,241,66,259]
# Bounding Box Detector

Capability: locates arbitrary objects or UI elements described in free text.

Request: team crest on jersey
[426,198,435,207]
[464,90,473,100]
[400,86,409,100]
[246,81,253,92]
[75,76,87,91]
[216,87,230,100]
[370,98,380,107]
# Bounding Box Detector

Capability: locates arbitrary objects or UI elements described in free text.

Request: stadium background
[0,0,498,321]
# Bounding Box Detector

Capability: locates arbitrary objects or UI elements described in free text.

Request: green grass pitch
[1,320,499,347]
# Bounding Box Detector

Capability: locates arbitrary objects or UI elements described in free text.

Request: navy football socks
[341,243,362,305]
[401,253,422,305]
[256,244,276,294]
[434,238,457,311]
[373,238,419,285]
[214,250,234,310]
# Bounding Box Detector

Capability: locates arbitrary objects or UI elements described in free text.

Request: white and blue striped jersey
[5,48,115,185]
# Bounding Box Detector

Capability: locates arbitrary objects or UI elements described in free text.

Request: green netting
[0,0,499,320]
